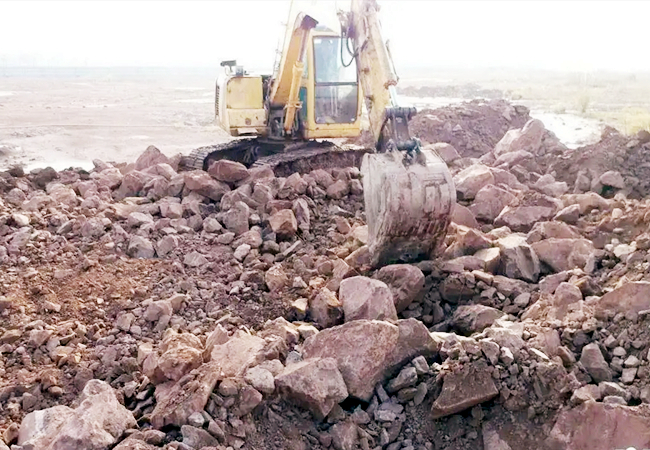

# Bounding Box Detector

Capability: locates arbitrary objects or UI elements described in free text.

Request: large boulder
[494,205,557,233]
[156,332,204,382]
[91,168,124,190]
[595,282,650,316]
[208,330,267,377]
[302,320,399,401]
[531,238,595,273]
[431,361,499,418]
[580,343,612,383]
[338,276,397,322]
[309,287,343,329]
[150,361,221,429]
[451,203,480,229]
[127,236,155,259]
[293,198,310,234]
[384,318,438,376]
[469,184,517,222]
[269,209,298,239]
[452,305,505,335]
[135,145,170,170]
[223,201,250,235]
[547,401,650,450]
[114,171,154,200]
[493,118,544,156]
[563,192,610,214]
[275,357,349,420]
[454,164,495,200]
[207,159,249,183]
[184,171,230,201]
[496,234,540,282]
[526,221,581,243]
[375,264,425,313]
[18,380,136,450]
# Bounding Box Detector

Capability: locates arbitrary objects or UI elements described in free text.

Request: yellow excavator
[182,0,456,266]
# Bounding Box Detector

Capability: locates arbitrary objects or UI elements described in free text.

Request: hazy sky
[1,0,648,72]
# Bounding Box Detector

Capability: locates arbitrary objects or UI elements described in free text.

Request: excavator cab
[214,20,363,141]
[302,29,363,138]
[312,35,358,125]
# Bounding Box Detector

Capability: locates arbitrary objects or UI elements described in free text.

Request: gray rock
[223,201,250,235]
[181,425,219,449]
[302,320,400,401]
[547,400,650,449]
[244,366,275,395]
[496,234,540,282]
[127,236,155,259]
[452,305,504,335]
[580,343,612,383]
[375,264,425,313]
[469,184,516,222]
[184,171,230,201]
[531,238,595,273]
[329,420,358,450]
[454,164,495,201]
[184,251,209,267]
[493,118,544,156]
[207,159,249,183]
[386,366,418,393]
[155,235,179,257]
[269,209,298,239]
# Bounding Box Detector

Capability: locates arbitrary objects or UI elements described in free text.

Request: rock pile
[1,103,650,450]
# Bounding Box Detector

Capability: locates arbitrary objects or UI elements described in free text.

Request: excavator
[181,0,456,266]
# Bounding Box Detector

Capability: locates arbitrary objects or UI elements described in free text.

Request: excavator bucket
[361,149,456,267]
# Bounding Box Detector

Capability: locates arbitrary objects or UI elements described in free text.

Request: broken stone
[454,164,495,200]
[339,276,397,322]
[18,380,136,449]
[302,320,399,401]
[207,159,249,183]
[431,361,499,419]
[269,209,298,239]
[470,184,516,222]
[580,343,612,383]
[452,305,505,335]
[375,264,425,313]
[547,401,650,450]
[275,357,348,420]
[531,238,595,273]
[496,234,540,282]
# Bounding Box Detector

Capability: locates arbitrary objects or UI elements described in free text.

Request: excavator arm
[341,0,420,155]
[339,0,456,267]
[268,13,318,136]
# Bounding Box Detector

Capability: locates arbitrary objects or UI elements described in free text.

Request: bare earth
[0,69,231,171]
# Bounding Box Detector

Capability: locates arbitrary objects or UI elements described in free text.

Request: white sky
[1,0,648,72]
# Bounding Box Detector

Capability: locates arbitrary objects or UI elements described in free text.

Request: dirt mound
[409,99,531,158]
[546,127,650,199]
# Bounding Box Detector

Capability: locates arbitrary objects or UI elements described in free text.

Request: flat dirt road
[0,68,231,171]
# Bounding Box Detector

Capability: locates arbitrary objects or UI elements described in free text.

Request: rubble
[3,99,650,449]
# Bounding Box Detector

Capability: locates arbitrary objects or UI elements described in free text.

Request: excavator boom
[343,0,456,266]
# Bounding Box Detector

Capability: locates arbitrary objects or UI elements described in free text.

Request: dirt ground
[0,69,231,171]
